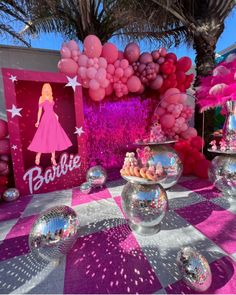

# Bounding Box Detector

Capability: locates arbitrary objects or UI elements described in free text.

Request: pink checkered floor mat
[0,176,235,294]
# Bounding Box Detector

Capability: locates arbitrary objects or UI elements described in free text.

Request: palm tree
[0,0,30,46]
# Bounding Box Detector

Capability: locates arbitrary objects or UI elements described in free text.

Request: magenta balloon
[83,35,102,58]
[87,67,97,79]
[101,42,119,63]
[58,58,78,76]
[176,56,192,72]
[120,59,129,69]
[0,139,10,155]
[115,67,124,78]
[96,68,107,83]
[107,64,115,74]
[124,43,140,63]
[118,50,124,60]
[166,52,177,62]
[157,57,165,64]
[89,87,105,101]
[89,79,100,90]
[139,52,153,64]
[121,76,128,83]
[114,60,120,68]
[138,63,146,73]
[0,120,8,139]
[137,83,145,94]
[127,76,142,92]
[67,40,79,51]
[159,47,167,57]
[160,114,175,129]
[149,75,163,89]
[151,50,160,61]
[176,71,186,83]
[156,107,165,116]
[124,66,134,78]
[78,54,88,67]
[78,66,87,79]
[60,46,71,58]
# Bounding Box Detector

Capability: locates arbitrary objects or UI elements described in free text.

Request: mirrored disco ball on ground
[86,165,107,187]
[121,182,168,235]
[177,247,212,292]
[2,188,20,202]
[29,206,79,261]
[79,182,92,194]
[209,155,236,197]
[147,145,183,189]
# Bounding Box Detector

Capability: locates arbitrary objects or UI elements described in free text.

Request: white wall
[0,45,60,119]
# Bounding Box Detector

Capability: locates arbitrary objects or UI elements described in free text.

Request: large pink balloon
[124,43,140,63]
[89,88,105,101]
[124,66,134,78]
[139,52,153,64]
[149,75,163,89]
[0,120,8,139]
[100,79,110,88]
[67,40,79,51]
[127,76,141,92]
[87,67,97,79]
[160,114,175,129]
[102,43,118,63]
[0,139,10,155]
[78,54,88,67]
[89,79,100,90]
[96,68,106,83]
[60,46,71,58]
[78,66,87,79]
[164,88,181,103]
[98,57,107,69]
[83,35,102,58]
[176,56,192,72]
[115,68,124,78]
[58,58,78,76]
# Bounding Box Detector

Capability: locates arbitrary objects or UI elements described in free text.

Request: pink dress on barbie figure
[28,100,72,153]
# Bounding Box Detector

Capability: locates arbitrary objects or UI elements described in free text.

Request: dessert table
[0,176,235,294]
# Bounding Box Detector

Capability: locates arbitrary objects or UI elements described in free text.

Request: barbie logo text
[23,153,81,194]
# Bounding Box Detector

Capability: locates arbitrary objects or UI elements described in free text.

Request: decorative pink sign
[2,69,87,196]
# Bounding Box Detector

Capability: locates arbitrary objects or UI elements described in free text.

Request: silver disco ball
[79,181,92,194]
[2,188,20,202]
[121,182,168,235]
[209,155,236,197]
[146,145,183,189]
[86,165,107,187]
[177,247,212,292]
[29,206,79,261]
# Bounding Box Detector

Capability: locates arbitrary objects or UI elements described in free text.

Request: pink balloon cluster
[58,35,194,102]
[153,88,197,139]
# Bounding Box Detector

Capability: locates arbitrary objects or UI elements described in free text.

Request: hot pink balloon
[0,139,10,155]
[78,66,87,79]
[157,57,165,64]
[164,88,181,103]
[78,54,88,67]
[137,83,145,94]
[139,52,153,64]
[87,67,97,79]
[156,107,166,116]
[118,50,124,60]
[60,46,71,58]
[115,68,124,78]
[98,57,107,69]
[176,71,186,83]
[107,64,115,74]
[89,87,105,101]
[124,43,140,63]
[89,79,100,90]
[87,58,94,66]
[127,76,141,92]
[67,40,79,51]
[102,42,118,63]
[160,114,175,129]
[105,83,113,96]
[124,66,134,78]
[114,60,120,69]
[120,59,129,69]
[96,68,106,83]
[83,35,102,58]
[121,76,128,83]
[176,56,192,72]
[58,58,78,76]
[149,75,163,89]
[166,52,177,62]
[0,120,8,139]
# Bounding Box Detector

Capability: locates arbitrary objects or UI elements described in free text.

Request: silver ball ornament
[29,205,79,261]
[177,247,212,292]
[2,188,20,202]
[79,182,92,194]
[86,165,107,187]
[121,182,168,235]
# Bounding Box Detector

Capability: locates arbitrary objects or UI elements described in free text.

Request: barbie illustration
[28,83,72,166]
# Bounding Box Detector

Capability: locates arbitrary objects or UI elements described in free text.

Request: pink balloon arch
[58,35,196,139]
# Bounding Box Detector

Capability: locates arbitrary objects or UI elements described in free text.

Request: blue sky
[2,7,236,63]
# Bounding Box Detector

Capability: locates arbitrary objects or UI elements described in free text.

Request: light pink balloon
[88,58,94,66]
[82,78,90,88]
[98,57,107,69]
[120,59,129,69]
[164,88,181,103]
[78,54,88,67]
[139,52,153,64]
[105,83,113,96]
[149,75,163,89]
[115,68,124,78]
[89,87,105,101]
[118,50,124,60]
[160,114,175,129]
[124,66,134,78]
[72,56,79,62]
[127,76,142,92]
[78,66,87,79]
[102,42,119,63]
[124,43,140,63]
[96,68,106,83]
[107,64,115,74]
[114,60,120,69]
[87,67,97,79]
[100,79,110,88]
[60,46,71,58]
[67,40,79,51]
[72,49,80,57]
[58,58,78,76]
[89,79,100,90]
[83,35,102,58]
[159,47,167,57]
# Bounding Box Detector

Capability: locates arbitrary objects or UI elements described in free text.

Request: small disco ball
[79,182,92,194]
[29,205,79,261]
[86,165,107,187]
[2,188,20,202]
[177,247,212,292]
[121,182,168,235]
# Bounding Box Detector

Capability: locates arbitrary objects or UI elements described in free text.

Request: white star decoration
[7,104,23,118]
[65,76,81,92]
[74,126,84,137]
[12,145,17,150]
[9,75,17,83]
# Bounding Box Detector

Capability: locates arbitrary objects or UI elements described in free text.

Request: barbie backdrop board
[2,69,87,196]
